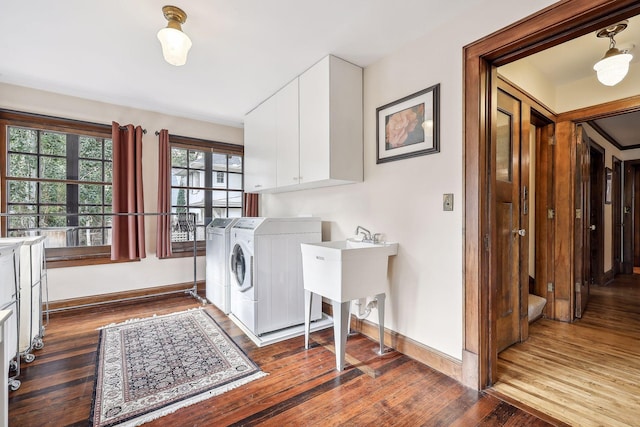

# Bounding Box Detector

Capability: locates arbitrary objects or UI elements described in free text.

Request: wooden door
[574,125,590,318]
[613,158,622,275]
[495,89,524,352]
[588,144,604,285]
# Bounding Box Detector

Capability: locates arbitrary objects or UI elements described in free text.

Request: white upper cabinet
[299,55,363,189]
[243,55,363,193]
[244,94,277,192]
[276,79,300,189]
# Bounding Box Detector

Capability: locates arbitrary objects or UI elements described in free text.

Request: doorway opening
[463,0,640,390]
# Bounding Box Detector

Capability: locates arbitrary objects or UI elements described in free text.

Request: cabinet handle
[254,184,262,188]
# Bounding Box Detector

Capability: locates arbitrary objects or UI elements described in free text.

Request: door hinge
[576,208,582,219]
[547,208,555,219]
[549,135,556,146]
[575,283,581,293]
[484,234,490,251]
[547,282,554,292]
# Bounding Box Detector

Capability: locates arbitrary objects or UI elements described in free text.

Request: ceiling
[0,0,481,127]
[505,14,640,149]
[1,1,639,147]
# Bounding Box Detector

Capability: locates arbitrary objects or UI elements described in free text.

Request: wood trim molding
[47,281,205,313]
[350,317,462,382]
[321,301,462,381]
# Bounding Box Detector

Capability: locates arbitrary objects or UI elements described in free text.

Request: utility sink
[301,238,398,371]
[300,238,398,303]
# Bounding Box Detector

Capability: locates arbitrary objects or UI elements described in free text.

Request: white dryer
[229,217,322,336]
[205,218,238,314]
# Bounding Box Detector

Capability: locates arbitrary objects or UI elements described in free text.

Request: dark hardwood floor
[9,293,558,426]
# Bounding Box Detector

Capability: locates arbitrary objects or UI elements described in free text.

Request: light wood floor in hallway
[491,275,640,426]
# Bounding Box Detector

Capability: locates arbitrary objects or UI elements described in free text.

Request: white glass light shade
[157,27,192,66]
[593,50,633,86]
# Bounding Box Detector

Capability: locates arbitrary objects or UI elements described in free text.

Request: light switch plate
[443,193,454,211]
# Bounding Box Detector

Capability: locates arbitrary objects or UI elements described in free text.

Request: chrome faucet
[355,226,373,243]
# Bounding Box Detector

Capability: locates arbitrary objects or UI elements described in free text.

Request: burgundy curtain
[111,122,146,260]
[156,129,172,258]
[243,193,259,217]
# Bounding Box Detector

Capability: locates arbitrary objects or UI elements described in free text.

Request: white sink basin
[300,238,398,302]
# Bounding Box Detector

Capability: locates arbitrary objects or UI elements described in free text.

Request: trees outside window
[2,111,113,266]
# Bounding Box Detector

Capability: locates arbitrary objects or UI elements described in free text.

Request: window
[170,137,243,253]
[1,111,113,266]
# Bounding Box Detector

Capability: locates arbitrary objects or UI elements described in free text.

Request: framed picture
[605,167,612,204]
[376,84,440,164]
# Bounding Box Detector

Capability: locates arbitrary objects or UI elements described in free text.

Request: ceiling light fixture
[157,5,192,66]
[593,21,633,86]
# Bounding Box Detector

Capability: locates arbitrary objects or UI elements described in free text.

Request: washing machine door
[230,242,252,292]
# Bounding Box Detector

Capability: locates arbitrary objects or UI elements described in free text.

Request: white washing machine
[229,217,322,336]
[205,218,238,314]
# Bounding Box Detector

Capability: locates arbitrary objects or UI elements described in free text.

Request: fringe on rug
[96,307,204,330]
[115,371,268,427]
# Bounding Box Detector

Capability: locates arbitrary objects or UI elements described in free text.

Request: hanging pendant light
[593,21,633,86]
[157,5,192,66]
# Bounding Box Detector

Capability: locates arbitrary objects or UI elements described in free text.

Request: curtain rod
[119,125,147,134]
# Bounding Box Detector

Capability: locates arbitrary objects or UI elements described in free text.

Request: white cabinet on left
[244,78,299,193]
[244,93,277,193]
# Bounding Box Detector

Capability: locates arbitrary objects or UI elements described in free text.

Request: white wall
[262,0,557,360]
[0,82,243,301]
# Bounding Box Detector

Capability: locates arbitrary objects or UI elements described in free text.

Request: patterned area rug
[90,309,266,426]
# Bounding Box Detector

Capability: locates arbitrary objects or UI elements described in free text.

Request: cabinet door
[299,56,330,184]
[276,79,300,188]
[244,96,277,192]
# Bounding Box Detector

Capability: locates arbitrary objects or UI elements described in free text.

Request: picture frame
[376,84,440,164]
[605,167,612,204]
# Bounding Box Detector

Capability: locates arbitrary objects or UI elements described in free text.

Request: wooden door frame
[463,0,640,389]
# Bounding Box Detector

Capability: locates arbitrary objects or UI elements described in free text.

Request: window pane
[40,156,66,179]
[79,136,103,159]
[212,207,226,218]
[104,139,113,161]
[229,156,242,173]
[8,180,37,203]
[9,128,37,153]
[171,147,188,167]
[40,205,67,228]
[496,110,512,182]
[104,162,113,183]
[212,191,228,207]
[79,213,104,227]
[213,154,228,172]
[104,186,112,205]
[80,159,103,182]
[40,182,66,204]
[8,153,37,177]
[188,150,205,170]
[80,184,104,205]
[172,188,187,209]
[228,208,242,218]
[7,205,36,229]
[189,189,205,206]
[228,173,242,190]
[172,168,187,186]
[229,191,243,209]
[189,170,205,188]
[40,131,66,156]
[79,229,109,246]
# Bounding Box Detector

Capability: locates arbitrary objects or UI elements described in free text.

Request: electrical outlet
[443,193,454,211]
